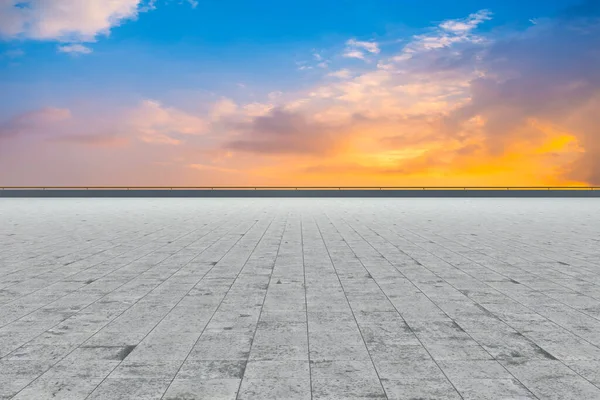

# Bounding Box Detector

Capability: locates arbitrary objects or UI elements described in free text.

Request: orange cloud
[1,5,599,187]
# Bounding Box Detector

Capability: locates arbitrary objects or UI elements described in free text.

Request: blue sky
[0,0,598,186]
[0,0,582,116]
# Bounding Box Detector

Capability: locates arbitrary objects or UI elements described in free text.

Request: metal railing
[1,186,599,191]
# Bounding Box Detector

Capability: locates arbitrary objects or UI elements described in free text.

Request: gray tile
[11,374,105,400]
[311,360,385,399]
[309,332,371,361]
[243,360,310,380]
[451,378,536,400]
[162,378,241,400]
[503,360,600,400]
[374,359,446,380]
[565,360,600,386]
[437,360,513,380]
[381,377,462,400]
[0,360,52,399]
[109,360,182,379]
[87,378,171,399]
[176,360,247,380]
[188,332,254,360]
[238,378,310,400]
[4,198,600,399]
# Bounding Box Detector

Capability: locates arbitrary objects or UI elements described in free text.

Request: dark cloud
[225,107,346,155]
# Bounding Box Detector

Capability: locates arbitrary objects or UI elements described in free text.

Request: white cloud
[0,0,195,43]
[242,102,273,117]
[57,43,92,54]
[210,98,238,120]
[267,91,283,101]
[0,0,144,41]
[343,50,366,60]
[395,9,492,56]
[128,99,207,144]
[346,39,380,54]
[439,10,492,33]
[327,69,352,79]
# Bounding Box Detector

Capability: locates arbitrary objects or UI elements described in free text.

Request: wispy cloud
[327,69,352,79]
[209,6,598,185]
[128,99,207,144]
[343,50,366,60]
[2,4,598,186]
[0,107,72,139]
[2,48,24,58]
[346,39,380,54]
[57,43,92,54]
[343,39,380,61]
[397,9,492,58]
[439,10,492,33]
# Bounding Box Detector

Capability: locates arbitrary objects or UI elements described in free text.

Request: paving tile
[0,360,53,399]
[187,332,254,360]
[11,373,105,400]
[437,360,513,380]
[87,378,171,400]
[566,360,600,386]
[451,377,537,399]
[374,358,446,380]
[502,359,600,400]
[108,360,182,379]
[176,360,247,380]
[243,360,310,380]
[238,378,310,400]
[3,198,600,399]
[162,378,241,400]
[309,332,371,361]
[381,377,462,400]
[311,360,386,399]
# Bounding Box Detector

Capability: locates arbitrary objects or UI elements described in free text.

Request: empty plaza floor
[1,198,600,400]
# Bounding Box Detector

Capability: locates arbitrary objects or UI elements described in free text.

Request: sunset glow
[0,0,598,186]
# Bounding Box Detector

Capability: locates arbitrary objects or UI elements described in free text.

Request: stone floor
[1,198,600,400]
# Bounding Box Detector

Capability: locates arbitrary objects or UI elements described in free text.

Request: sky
[0,0,599,186]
